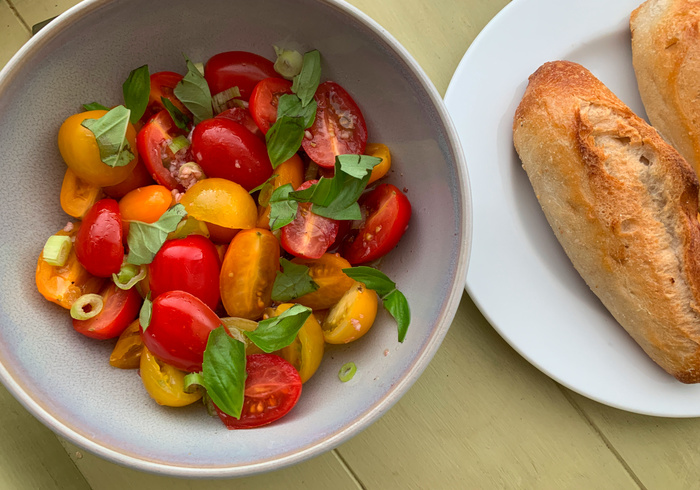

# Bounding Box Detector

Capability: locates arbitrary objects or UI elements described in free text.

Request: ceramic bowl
[0,0,470,478]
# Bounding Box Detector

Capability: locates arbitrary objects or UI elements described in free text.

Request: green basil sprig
[271,258,319,302]
[174,55,213,124]
[126,204,187,265]
[343,266,411,342]
[244,304,312,353]
[202,327,247,418]
[139,293,152,331]
[291,50,322,107]
[122,65,150,123]
[81,105,135,168]
[83,102,109,111]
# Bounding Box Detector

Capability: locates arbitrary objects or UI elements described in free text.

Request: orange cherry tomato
[118,184,172,236]
[322,281,378,344]
[365,143,392,184]
[256,154,304,229]
[290,253,354,310]
[59,168,103,219]
[180,178,257,233]
[109,319,144,369]
[220,228,279,319]
[271,304,325,383]
[103,160,156,199]
[35,225,105,309]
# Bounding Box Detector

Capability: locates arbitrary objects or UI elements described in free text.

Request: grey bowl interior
[0,0,470,478]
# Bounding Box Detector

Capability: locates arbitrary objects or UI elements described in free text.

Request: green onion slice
[183,372,206,394]
[212,86,243,114]
[338,362,357,382]
[168,135,190,154]
[112,263,146,290]
[273,46,303,80]
[42,235,72,267]
[70,294,104,321]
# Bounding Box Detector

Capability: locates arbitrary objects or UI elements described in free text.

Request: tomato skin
[302,81,368,167]
[215,354,302,429]
[118,184,173,238]
[191,118,273,191]
[149,235,221,310]
[141,290,221,372]
[215,107,263,140]
[205,51,277,101]
[136,110,186,192]
[73,282,141,340]
[249,77,293,134]
[75,199,124,277]
[342,184,411,264]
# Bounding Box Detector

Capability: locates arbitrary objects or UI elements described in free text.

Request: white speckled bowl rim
[0,0,471,478]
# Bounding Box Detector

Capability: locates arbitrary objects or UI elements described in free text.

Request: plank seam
[332,449,368,490]
[3,0,31,33]
[558,385,648,490]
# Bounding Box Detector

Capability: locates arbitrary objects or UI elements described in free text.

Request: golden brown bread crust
[513,60,700,383]
[631,0,700,179]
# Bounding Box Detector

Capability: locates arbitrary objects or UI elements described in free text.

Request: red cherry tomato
[342,184,411,264]
[215,354,302,429]
[191,118,273,191]
[204,51,278,101]
[73,282,141,340]
[280,180,339,259]
[136,110,187,192]
[302,81,368,168]
[141,290,221,372]
[149,235,221,310]
[215,107,263,140]
[143,71,187,122]
[75,199,124,277]
[249,77,293,134]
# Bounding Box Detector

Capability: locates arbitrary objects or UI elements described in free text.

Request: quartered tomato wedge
[73,282,141,340]
[215,354,302,429]
[302,81,367,167]
[60,168,103,219]
[249,77,293,134]
[204,51,278,101]
[136,110,187,192]
[322,281,378,344]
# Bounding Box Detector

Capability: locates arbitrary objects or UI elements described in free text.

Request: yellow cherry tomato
[220,228,280,319]
[118,184,173,236]
[322,281,378,344]
[256,155,304,229]
[271,304,324,383]
[365,143,392,184]
[180,177,257,231]
[59,168,103,219]
[140,347,202,407]
[291,253,355,310]
[58,110,138,186]
[109,319,144,369]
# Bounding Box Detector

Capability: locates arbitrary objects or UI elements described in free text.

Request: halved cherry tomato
[149,235,221,310]
[109,319,144,369]
[302,81,367,168]
[322,281,378,344]
[204,51,278,101]
[140,346,202,407]
[342,184,411,264]
[256,154,304,229]
[365,143,392,184]
[280,181,339,259]
[144,71,187,122]
[290,253,354,310]
[60,168,103,219]
[220,228,280,320]
[179,177,257,232]
[136,110,187,192]
[215,354,302,429]
[141,290,221,372]
[272,304,324,383]
[75,199,124,277]
[36,225,105,309]
[102,159,156,199]
[249,77,293,134]
[216,107,263,140]
[191,118,273,191]
[118,184,172,237]
[58,110,139,186]
[73,281,141,340]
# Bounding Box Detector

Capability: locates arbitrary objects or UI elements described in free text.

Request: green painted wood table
[1,0,697,488]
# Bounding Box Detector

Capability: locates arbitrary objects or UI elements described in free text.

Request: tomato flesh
[136,110,187,192]
[73,282,141,340]
[215,354,302,429]
[204,51,277,101]
[249,77,293,134]
[75,199,124,277]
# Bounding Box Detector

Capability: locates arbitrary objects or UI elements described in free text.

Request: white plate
[445,0,700,417]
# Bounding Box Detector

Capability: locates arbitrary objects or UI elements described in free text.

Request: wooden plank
[0,1,30,68]
[335,296,640,488]
[9,0,81,30]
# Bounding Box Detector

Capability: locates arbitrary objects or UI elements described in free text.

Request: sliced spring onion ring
[168,135,190,154]
[183,372,206,394]
[273,46,303,80]
[70,294,104,321]
[338,362,357,382]
[112,263,147,290]
[212,86,243,114]
[42,234,72,267]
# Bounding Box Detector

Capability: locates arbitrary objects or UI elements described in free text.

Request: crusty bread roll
[513,60,700,383]
[631,0,700,179]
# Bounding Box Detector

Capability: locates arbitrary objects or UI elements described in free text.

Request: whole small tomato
[75,199,124,277]
[149,235,221,310]
[118,184,172,237]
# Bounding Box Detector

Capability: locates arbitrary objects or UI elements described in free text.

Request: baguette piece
[631,0,700,179]
[513,60,700,383]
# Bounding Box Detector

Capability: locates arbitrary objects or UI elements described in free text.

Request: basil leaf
[383,289,411,343]
[202,326,247,418]
[291,50,321,107]
[338,154,382,179]
[161,96,191,130]
[83,102,109,111]
[342,266,396,297]
[122,65,150,123]
[271,258,319,302]
[81,105,135,168]
[266,115,305,167]
[126,204,187,265]
[139,294,152,331]
[244,304,312,353]
[173,55,213,124]
[313,202,361,220]
[249,174,277,195]
[269,184,299,231]
[277,94,317,129]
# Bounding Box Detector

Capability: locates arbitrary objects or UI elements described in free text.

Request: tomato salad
[36,48,412,429]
